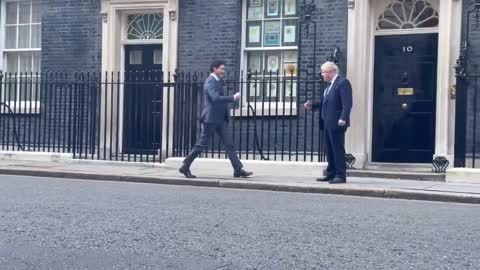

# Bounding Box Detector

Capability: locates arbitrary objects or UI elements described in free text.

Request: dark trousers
[182,122,243,171]
[324,127,347,179]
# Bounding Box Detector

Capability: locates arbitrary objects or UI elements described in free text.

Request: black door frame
[371,33,439,164]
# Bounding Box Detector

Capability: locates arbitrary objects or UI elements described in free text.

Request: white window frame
[374,0,439,36]
[236,0,299,117]
[0,0,41,114]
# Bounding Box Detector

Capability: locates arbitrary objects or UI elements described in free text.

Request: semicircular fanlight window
[377,0,439,30]
[127,14,164,40]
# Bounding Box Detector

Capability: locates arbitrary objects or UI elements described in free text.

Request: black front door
[372,34,438,163]
[124,45,163,154]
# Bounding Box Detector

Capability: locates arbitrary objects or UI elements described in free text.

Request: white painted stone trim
[346,0,462,168]
[100,0,178,157]
[0,151,73,162]
[446,168,480,184]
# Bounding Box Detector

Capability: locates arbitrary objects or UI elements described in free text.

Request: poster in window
[264,33,280,46]
[247,21,262,47]
[266,0,279,17]
[284,25,296,43]
[267,55,280,72]
[248,53,262,72]
[265,21,281,33]
[284,0,297,16]
[250,0,262,7]
[264,21,280,46]
[248,7,262,20]
[283,20,298,45]
[285,63,297,77]
[249,26,261,43]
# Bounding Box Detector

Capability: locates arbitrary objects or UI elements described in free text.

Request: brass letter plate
[398,87,414,96]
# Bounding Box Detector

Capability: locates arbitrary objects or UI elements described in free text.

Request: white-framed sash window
[0,0,41,113]
[241,0,299,107]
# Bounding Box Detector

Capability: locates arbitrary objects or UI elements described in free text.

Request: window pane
[6,2,18,24]
[264,21,281,47]
[247,78,263,102]
[153,48,162,64]
[283,50,297,62]
[32,2,41,23]
[265,81,278,100]
[284,0,297,16]
[19,1,31,24]
[5,26,17,49]
[33,52,41,73]
[248,52,263,72]
[18,25,30,48]
[283,20,298,45]
[285,80,297,101]
[31,24,41,48]
[127,14,163,40]
[249,0,262,7]
[5,52,19,73]
[129,50,142,65]
[247,7,263,20]
[246,21,262,47]
[265,0,280,18]
[265,52,281,72]
[19,52,32,73]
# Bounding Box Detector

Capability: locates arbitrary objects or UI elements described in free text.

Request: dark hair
[210,60,226,72]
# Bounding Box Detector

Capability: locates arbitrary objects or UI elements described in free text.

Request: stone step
[365,163,432,172]
[347,169,445,182]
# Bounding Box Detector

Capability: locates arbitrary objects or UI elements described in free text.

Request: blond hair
[321,61,339,74]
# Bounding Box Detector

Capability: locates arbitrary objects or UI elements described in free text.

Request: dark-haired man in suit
[179,60,253,179]
[305,61,353,184]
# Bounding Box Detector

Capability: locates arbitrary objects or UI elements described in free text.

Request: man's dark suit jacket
[200,75,234,124]
[313,76,353,130]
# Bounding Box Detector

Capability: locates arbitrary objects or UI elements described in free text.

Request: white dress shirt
[324,74,338,96]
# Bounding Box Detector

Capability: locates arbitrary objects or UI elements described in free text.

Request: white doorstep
[165,157,327,177]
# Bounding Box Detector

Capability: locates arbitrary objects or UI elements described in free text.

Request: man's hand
[233,92,241,101]
[304,100,312,111]
[338,119,346,126]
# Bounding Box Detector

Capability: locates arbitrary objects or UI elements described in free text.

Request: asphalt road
[0,175,479,270]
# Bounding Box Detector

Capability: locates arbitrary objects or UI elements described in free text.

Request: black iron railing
[0,70,327,163]
[454,2,480,168]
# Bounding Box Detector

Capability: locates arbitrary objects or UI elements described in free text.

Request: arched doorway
[371,0,439,163]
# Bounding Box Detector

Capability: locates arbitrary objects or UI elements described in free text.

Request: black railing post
[453,37,468,168]
[245,68,252,159]
[191,73,199,153]
[72,73,78,158]
[0,71,4,150]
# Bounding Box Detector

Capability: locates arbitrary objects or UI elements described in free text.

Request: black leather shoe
[329,177,346,184]
[316,176,334,182]
[179,166,196,179]
[234,169,253,178]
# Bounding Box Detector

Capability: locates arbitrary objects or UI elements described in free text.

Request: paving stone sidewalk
[0,159,479,204]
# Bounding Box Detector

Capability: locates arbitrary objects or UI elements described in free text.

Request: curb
[1,168,479,205]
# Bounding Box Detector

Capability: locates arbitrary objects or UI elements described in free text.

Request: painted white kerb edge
[165,158,328,177]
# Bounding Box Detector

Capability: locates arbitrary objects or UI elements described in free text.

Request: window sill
[230,104,298,118]
[0,101,41,115]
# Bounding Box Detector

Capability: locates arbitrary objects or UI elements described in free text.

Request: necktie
[324,83,332,97]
